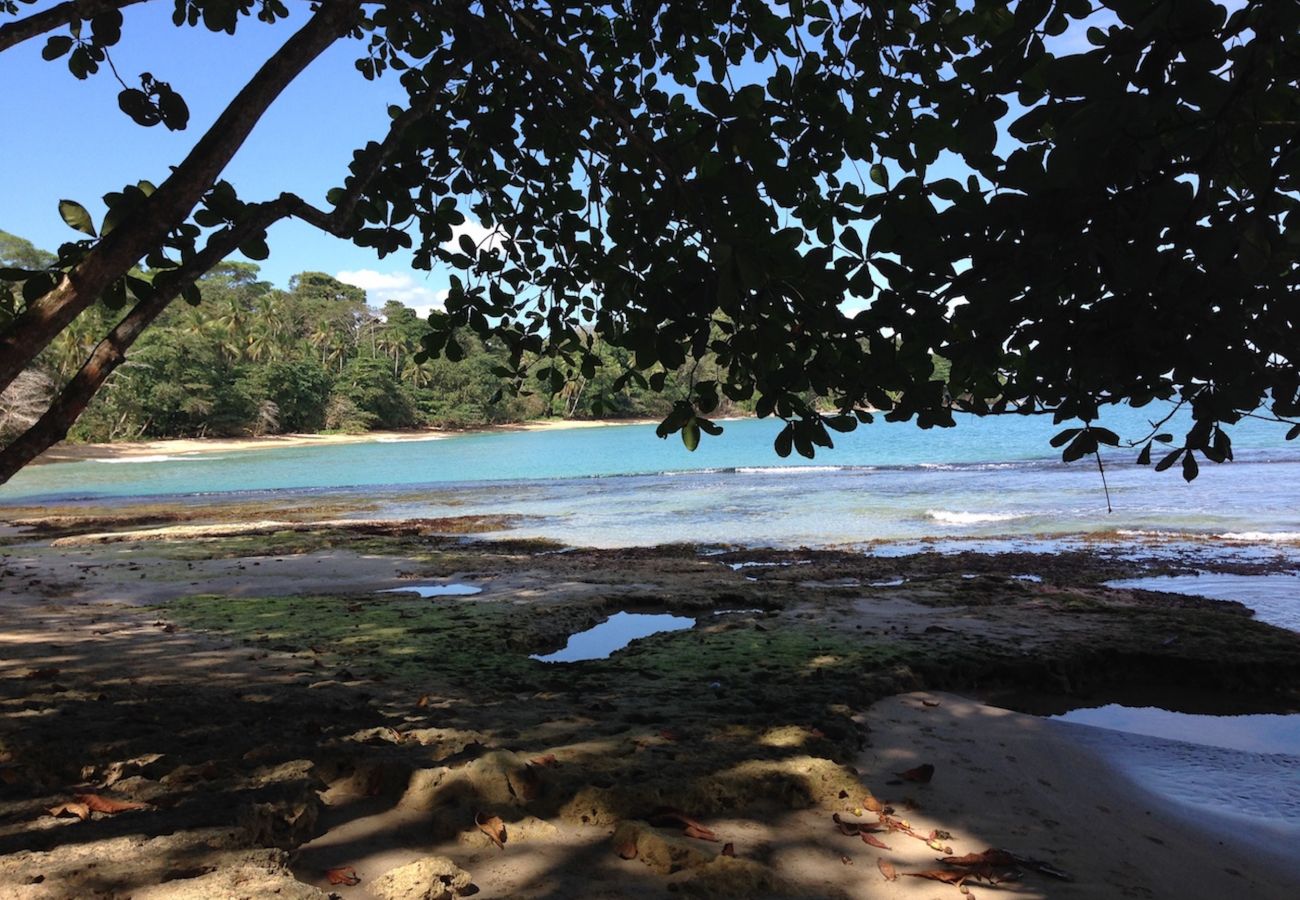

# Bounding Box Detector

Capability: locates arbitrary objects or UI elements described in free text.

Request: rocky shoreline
[1,517,1297,898]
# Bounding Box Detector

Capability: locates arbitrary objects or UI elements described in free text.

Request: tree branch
[0,0,150,53]
[0,0,360,396]
[0,198,293,485]
[284,87,444,235]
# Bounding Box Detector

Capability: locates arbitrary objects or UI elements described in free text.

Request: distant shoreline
[32,417,664,465]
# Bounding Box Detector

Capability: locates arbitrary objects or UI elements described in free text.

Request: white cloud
[335,269,448,317]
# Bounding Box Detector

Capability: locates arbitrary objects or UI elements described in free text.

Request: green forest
[1,229,757,443]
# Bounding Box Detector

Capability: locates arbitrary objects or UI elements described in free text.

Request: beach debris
[529,753,559,767]
[648,807,720,842]
[941,849,1016,868]
[922,698,942,708]
[46,801,90,821]
[841,855,853,865]
[906,868,969,884]
[832,812,885,836]
[325,865,361,886]
[939,847,1072,882]
[78,793,149,815]
[416,694,431,707]
[896,763,935,783]
[863,793,884,812]
[611,820,717,873]
[877,858,898,881]
[23,667,61,680]
[475,812,507,849]
[722,842,736,857]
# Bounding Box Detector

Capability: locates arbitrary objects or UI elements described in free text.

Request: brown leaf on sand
[476,812,507,849]
[863,794,883,813]
[861,833,891,850]
[24,667,60,680]
[897,763,935,784]
[943,849,1017,868]
[877,858,898,882]
[922,698,941,708]
[48,802,90,821]
[683,823,721,842]
[840,855,853,865]
[722,843,735,857]
[906,869,967,884]
[833,813,884,836]
[649,807,719,842]
[529,754,558,768]
[76,794,148,814]
[325,866,361,886]
[416,694,430,708]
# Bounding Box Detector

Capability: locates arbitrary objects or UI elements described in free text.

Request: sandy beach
[30,417,663,465]
[1,516,1297,898]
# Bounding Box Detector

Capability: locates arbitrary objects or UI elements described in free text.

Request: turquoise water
[4,408,1300,551]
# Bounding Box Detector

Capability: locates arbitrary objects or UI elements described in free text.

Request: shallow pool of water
[531,612,694,663]
[1053,704,1300,754]
[380,583,482,597]
[1052,706,1300,837]
[1104,572,1300,632]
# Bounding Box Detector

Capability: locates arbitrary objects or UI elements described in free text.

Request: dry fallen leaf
[325,866,361,886]
[416,694,430,708]
[942,849,1017,868]
[649,807,719,842]
[529,754,558,768]
[877,858,898,882]
[832,813,884,836]
[906,868,967,885]
[76,794,148,814]
[922,699,941,708]
[897,764,935,784]
[24,667,60,680]
[861,833,891,850]
[476,812,507,849]
[683,823,720,842]
[721,843,735,857]
[863,794,883,812]
[840,855,853,865]
[47,802,90,821]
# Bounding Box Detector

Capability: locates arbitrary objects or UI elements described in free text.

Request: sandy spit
[31,418,664,465]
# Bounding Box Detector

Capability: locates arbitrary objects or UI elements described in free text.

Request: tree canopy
[0,0,1296,484]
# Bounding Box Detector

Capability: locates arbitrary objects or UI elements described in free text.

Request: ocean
[4,407,1300,558]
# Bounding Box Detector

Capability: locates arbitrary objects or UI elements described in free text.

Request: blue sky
[1,1,454,311]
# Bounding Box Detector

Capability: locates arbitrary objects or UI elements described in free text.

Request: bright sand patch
[851,692,1298,899]
[32,418,662,465]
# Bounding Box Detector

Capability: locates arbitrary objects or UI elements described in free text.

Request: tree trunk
[0,201,291,484]
[0,0,358,397]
